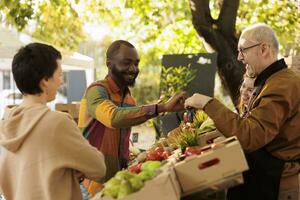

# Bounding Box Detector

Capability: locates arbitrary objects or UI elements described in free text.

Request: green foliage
[0,0,34,30]
[32,1,85,50]
[160,65,197,101]
[131,68,160,105]
[237,0,300,55]
[1,0,299,104]
[78,0,205,69]
[0,0,85,50]
[1,0,299,54]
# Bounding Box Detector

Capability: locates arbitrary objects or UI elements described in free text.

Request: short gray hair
[241,23,279,55]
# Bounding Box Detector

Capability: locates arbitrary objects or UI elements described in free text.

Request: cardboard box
[182,173,244,198]
[94,168,181,200]
[197,130,224,147]
[174,136,249,194]
[55,103,80,120]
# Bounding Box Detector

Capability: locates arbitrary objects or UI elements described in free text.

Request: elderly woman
[238,74,256,117]
[0,43,106,200]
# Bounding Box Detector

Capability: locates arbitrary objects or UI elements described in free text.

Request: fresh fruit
[175,128,199,151]
[137,171,154,181]
[198,117,216,134]
[128,163,142,174]
[146,151,159,161]
[184,146,202,157]
[128,177,144,191]
[103,178,121,198]
[146,147,169,161]
[117,180,132,199]
[102,160,163,199]
[115,171,135,180]
[194,111,208,127]
[141,161,162,172]
[103,171,145,199]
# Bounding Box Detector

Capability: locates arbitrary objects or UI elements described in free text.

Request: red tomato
[128,163,142,173]
[184,146,202,157]
[146,151,159,161]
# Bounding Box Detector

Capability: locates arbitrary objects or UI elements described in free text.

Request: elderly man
[78,40,186,196]
[185,23,300,199]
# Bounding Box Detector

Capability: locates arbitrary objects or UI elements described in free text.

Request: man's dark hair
[12,42,62,95]
[106,40,135,59]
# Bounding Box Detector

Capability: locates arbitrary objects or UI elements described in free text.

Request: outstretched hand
[158,91,188,113]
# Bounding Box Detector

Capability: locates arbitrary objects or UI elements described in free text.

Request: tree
[84,0,299,104]
[79,0,205,104]
[0,0,85,50]
[189,0,300,104]
[1,0,299,104]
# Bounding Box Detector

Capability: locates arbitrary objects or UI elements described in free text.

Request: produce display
[166,110,217,153]
[95,110,246,200]
[102,161,163,199]
[145,146,170,161]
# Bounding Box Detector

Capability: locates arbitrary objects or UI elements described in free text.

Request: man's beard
[111,64,139,87]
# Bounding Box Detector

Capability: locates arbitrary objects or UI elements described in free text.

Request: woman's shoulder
[44,109,74,122]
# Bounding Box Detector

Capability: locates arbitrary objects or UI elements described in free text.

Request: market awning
[0,26,94,70]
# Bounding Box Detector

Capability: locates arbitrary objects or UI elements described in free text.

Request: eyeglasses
[238,43,261,57]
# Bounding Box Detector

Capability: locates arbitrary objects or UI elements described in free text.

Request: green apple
[141,161,162,172]
[103,178,121,198]
[129,176,144,191]
[117,180,133,199]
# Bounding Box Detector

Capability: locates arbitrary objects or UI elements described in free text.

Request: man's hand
[184,93,212,109]
[158,91,188,113]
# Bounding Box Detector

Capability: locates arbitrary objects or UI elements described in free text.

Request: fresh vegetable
[128,163,142,174]
[184,146,202,157]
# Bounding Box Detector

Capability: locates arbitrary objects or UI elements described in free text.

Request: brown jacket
[0,104,106,200]
[204,68,300,176]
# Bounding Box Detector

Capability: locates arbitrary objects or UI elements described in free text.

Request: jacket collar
[254,58,287,87]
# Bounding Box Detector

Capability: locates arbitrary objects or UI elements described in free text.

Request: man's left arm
[86,86,186,129]
[203,93,290,152]
[184,90,291,152]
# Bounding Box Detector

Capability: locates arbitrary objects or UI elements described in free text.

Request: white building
[0,26,96,117]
